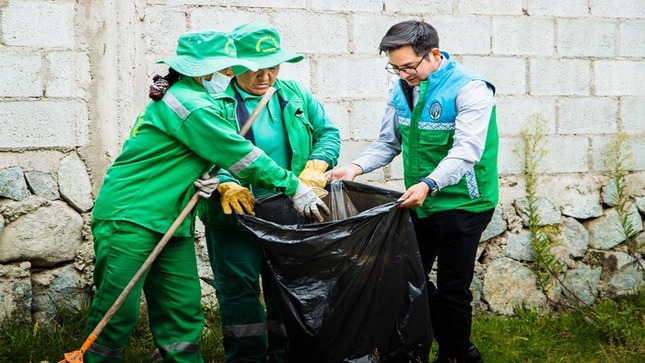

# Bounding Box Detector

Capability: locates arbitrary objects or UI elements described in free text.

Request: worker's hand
[298,159,329,188]
[397,182,430,208]
[290,181,330,222]
[217,182,255,215]
[194,173,220,199]
[326,163,363,181]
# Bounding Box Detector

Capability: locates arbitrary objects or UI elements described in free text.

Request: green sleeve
[176,106,300,196]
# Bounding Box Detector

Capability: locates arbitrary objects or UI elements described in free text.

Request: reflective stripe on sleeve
[162,92,190,120]
[228,146,264,175]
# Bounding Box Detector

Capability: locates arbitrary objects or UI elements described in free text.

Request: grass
[1,292,644,362]
[471,290,645,363]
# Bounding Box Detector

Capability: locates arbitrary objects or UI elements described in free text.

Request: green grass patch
[472,290,645,363]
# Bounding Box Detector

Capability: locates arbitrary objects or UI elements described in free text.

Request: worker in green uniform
[84,30,329,363]
[198,23,340,363]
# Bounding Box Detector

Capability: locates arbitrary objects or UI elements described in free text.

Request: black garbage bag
[237,180,432,363]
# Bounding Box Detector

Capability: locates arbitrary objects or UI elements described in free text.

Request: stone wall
[0,0,644,323]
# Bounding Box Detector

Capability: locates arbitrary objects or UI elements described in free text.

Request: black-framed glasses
[384,52,429,76]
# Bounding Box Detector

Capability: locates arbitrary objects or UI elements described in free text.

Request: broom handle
[80,86,276,353]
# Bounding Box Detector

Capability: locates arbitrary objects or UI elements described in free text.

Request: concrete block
[557,19,617,57]
[590,135,614,172]
[310,0,383,12]
[590,0,645,19]
[621,97,645,133]
[45,52,91,98]
[189,8,270,31]
[497,136,524,174]
[384,0,452,14]
[541,136,590,173]
[428,16,491,55]
[352,14,410,55]
[0,101,88,148]
[590,136,645,173]
[492,17,555,56]
[350,100,386,140]
[2,1,75,48]
[144,8,187,51]
[459,0,523,15]
[323,102,351,141]
[230,0,307,8]
[527,0,589,17]
[272,12,348,54]
[316,57,388,100]
[594,60,645,96]
[557,97,619,135]
[495,96,557,137]
[0,52,43,97]
[161,0,307,7]
[619,20,645,57]
[337,141,386,182]
[530,58,590,96]
[277,59,312,89]
[462,56,526,95]
[628,137,645,171]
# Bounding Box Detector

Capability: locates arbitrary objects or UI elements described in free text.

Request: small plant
[602,131,644,272]
[519,114,565,294]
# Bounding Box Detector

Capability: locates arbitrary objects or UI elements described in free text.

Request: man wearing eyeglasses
[328,20,497,363]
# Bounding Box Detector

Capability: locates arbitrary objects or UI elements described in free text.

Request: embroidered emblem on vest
[429,102,442,120]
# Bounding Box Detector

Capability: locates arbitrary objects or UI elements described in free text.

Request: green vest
[399,67,498,218]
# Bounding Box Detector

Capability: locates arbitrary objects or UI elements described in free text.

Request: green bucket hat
[157,30,258,77]
[231,23,304,75]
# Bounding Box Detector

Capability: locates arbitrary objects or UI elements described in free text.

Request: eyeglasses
[384,52,429,76]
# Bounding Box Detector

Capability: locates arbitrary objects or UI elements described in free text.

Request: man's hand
[194,173,220,199]
[397,182,430,208]
[217,182,255,215]
[326,163,363,181]
[298,159,329,188]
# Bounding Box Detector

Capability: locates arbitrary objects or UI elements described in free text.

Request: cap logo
[225,38,236,56]
[255,36,279,54]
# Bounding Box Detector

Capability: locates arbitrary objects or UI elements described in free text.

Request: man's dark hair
[379,20,439,56]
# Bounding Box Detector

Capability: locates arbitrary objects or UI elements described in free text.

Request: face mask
[202,72,232,95]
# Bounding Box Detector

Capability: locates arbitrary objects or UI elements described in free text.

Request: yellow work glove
[217,182,255,215]
[298,160,329,189]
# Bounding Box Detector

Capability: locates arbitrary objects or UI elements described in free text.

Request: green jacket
[199,78,341,228]
[92,77,301,237]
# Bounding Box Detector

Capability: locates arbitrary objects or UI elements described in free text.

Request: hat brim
[156,56,258,77]
[232,50,303,76]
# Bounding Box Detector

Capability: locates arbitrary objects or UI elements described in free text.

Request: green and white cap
[157,30,258,77]
[231,23,303,75]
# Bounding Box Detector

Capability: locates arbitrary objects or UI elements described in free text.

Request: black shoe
[465,344,483,363]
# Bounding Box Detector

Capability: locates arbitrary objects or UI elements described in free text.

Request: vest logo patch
[429,102,442,120]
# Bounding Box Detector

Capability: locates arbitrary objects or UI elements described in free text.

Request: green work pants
[205,227,287,363]
[85,220,204,362]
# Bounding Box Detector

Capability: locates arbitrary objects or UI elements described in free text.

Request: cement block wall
[2,0,643,187]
